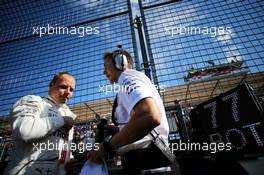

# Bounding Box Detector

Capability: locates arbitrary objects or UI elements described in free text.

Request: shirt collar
[46,95,66,108]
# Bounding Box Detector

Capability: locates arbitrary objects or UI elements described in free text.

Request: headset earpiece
[113,46,128,71]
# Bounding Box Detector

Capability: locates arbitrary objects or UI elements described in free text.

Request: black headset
[112,45,128,71]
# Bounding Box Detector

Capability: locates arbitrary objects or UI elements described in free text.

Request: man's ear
[110,61,116,69]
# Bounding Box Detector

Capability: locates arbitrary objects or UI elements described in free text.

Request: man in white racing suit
[4,72,77,175]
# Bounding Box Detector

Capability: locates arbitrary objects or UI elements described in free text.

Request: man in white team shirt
[88,48,170,175]
[4,72,77,175]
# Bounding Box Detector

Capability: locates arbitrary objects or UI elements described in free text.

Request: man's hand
[104,124,119,136]
[63,116,74,129]
[87,143,106,164]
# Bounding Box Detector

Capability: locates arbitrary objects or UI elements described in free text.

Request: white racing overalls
[4,95,76,175]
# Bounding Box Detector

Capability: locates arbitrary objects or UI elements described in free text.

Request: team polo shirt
[115,69,169,153]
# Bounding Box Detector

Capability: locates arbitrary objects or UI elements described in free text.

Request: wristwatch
[103,136,114,152]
